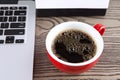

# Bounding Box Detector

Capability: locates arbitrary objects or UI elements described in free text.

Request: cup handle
[94,24,105,36]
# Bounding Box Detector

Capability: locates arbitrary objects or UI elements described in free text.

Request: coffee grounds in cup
[52,29,97,63]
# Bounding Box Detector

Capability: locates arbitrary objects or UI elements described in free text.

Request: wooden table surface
[34,0,120,79]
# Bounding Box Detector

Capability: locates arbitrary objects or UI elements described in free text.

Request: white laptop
[0,0,35,80]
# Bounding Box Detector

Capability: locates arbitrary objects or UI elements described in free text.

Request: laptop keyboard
[0,6,27,44]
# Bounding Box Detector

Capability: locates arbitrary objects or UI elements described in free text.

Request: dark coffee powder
[52,29,97,63]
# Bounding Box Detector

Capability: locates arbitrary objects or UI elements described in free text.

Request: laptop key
[0,40,4,44]
[0,30,3,35]
[16,39,24,43]
[0,17,7,22]
[0,7,4,10]
[0,7,8,10]
[9,17,17,22]
[10,23,25,28]
[10,7,17,10]
[6,36,14,43]
[19,7,27,10]
[18,16,26,21]
[5,11,13,15]
[0,17,3,21]
[4,29,25,35]
[1,23,9,28]
[14,11,26,15]
[0,11,4,15]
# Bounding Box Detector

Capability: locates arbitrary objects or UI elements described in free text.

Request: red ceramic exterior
[94,24,105,36]
[48,53,99,74]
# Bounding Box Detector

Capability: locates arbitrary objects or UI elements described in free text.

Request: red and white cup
[46,21,105,74]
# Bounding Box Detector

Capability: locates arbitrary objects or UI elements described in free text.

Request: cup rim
[46,21,104,66]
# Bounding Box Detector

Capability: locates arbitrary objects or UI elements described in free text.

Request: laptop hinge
[0,0,18,4]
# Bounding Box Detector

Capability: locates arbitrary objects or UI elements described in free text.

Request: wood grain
[34,0,120,80]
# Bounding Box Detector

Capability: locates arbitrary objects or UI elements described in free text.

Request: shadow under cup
[46,22,104,74]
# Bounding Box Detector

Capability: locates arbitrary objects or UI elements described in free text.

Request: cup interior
[46,21,104,66]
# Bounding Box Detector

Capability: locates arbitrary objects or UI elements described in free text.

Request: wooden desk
[34,0,120,79]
